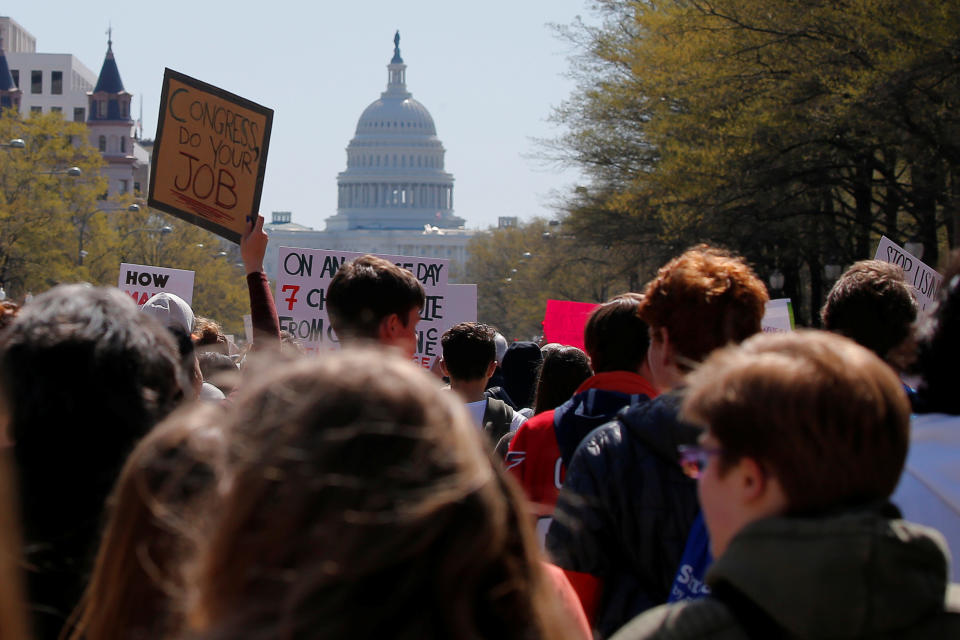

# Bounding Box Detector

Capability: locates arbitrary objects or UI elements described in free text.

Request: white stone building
[263,32,475,280]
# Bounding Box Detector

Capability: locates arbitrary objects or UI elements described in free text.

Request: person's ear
[439,357,450,378]
[485,359,497,379]
[737,457,768,502]
[378,313,401,342]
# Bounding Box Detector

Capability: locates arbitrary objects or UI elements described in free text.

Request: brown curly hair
[639,245,769,369]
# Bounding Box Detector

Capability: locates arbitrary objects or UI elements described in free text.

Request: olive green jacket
[612,510,960,639]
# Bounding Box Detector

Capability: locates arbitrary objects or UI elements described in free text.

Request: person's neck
[450,378,488,403]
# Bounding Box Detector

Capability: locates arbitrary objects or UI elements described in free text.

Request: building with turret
[86,31,149,198]
[263,32,475,280]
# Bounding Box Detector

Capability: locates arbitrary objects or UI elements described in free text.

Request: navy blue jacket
[546,391,701,639]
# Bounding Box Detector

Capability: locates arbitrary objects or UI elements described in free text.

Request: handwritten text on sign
[149,69,273,243]
[118,262,195,306]
[874,236,943,311]
[276,247,451,369]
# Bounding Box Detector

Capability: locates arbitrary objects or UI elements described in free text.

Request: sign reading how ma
[149,69,273,243]
[277,247,451,369]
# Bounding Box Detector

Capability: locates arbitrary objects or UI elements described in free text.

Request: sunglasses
[677,444,724,480]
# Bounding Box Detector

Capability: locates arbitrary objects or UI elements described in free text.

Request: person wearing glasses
[613,330,960,639]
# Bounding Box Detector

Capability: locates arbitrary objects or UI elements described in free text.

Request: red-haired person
[546,246,768,638]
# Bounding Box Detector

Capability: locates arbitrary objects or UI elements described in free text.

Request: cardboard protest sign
[275,247,451,369]
[761,298,795,333]
[874,236,943,311]
[148,69,273,243]
[118,262,195,306]
[542,299,600,351]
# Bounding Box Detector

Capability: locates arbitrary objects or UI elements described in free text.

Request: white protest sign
[874,236,943,311]
[118,263,195,306]
[275,247,450,369]
[761,298,794,333]
[242,314,253,345]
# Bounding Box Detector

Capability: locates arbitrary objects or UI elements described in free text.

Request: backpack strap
[482,398,514,445]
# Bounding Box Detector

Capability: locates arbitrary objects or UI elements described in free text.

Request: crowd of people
[0,216,956,638]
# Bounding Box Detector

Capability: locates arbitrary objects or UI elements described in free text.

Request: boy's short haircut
[639,245,768,369]
[583,293,649,373]
[441,322,497,381]
[326,255,425,341]
[682,330,910,515]
[821,260,917,361]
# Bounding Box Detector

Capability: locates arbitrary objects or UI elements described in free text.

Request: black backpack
[481,397,514,446]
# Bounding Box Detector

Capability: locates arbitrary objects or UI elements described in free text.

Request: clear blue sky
[9,1,593,231]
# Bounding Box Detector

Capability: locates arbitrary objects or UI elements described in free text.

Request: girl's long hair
[188,349,580,640]
[66,402,228,640]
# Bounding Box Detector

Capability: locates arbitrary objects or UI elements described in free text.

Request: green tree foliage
[0,110,106,293]
[465,218,640,340]
[553,0,960,324]
[0,110,249,334]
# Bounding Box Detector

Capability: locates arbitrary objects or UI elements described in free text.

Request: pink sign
[542,299,600,350]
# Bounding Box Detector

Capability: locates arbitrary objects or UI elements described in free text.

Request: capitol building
[262,33,475,280]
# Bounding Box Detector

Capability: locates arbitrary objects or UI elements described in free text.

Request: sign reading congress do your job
[149,69,273,243]
[276,247,457,369]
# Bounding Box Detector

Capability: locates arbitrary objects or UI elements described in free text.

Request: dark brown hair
[584,293,649,373]
[186,350,578,640]
[683,330,910,514]
[67,403,228,640]
[532,346,592,414]
[821,260,917,363]
[639,245,768,369]
[326,255,425,341]
[441,322,497,380]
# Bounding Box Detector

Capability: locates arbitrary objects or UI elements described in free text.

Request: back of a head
[326,255,425,342]
[683,330,910,515]
[141,292,196,335]
[640,245,768,368]
[821,260,917,363]
[584,293,649,373]
[914,251,960,413]
[533,346,593,415]
[189,349,571,640]
[2,286,185,523]
[0,285,185,634]
[501,342,543,410]
[494,332,509,365]
[441,322,496,381]
[69,403,228,640]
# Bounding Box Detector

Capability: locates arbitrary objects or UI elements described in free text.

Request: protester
[546,246,768,638]
[612,330,960,639]
[197,352,240,396]
[326,254,425,357]
[184,349,587,640]
[67,403,228,640]
[0,285,185,638]
[493,341,543,412]
[531,345,592,416]
[193,317,230,355]
[509,294,656,556]
[440,322,526,447]
[893,250,960,579]
[821,259,918,376]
